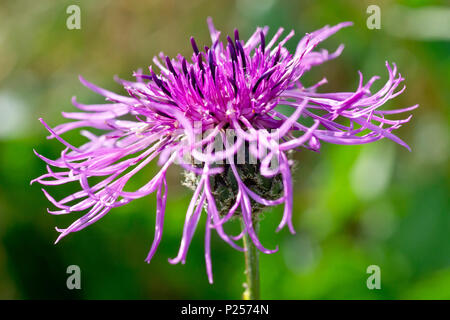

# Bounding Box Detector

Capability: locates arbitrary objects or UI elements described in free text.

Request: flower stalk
[242,216,260,300]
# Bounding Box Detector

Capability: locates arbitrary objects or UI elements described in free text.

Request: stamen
[150,69,162,87]
[189,67,198,89]
[165,56,178,78]
[208,49,216,82]
[260,31,266,54]
[228,77,237,97]
[182,58,188,76]
[236,41,246,73]
[272,45,281,66]
[234,29,240,42]
[232,60,236,81]
[227,44,237,63]
[198,54,205,72]
[189,67,204,99]
[252,69,275,94]
[160,83,172,98]
[190,37,199,55]
[151,69,172,98]
[197,87,204,99]
[134,73,152,81]
[227,35,236,51]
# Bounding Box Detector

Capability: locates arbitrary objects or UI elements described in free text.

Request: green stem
[242,217,260,300]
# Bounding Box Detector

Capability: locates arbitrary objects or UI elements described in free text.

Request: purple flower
[32,18,417,283]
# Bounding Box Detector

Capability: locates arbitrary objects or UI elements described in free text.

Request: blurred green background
[0,0,449,299]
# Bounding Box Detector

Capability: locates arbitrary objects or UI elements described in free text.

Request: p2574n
[225,304,269,315]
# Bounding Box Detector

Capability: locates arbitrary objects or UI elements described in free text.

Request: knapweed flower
[32,18,417,283]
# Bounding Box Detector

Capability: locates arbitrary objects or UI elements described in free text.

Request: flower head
[32,18,417,283]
